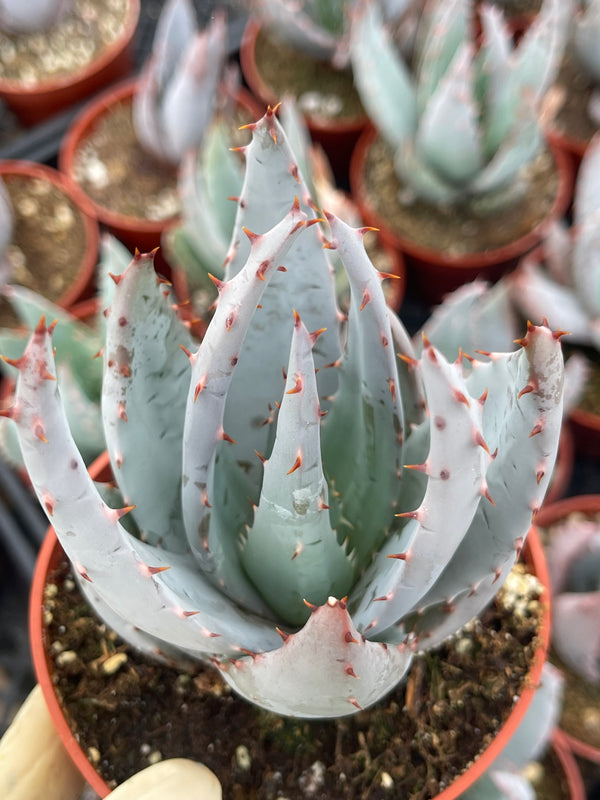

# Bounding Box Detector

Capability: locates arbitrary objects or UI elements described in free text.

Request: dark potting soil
[362,135,561,258]
[42,557,545,799]
[550,54,598,148]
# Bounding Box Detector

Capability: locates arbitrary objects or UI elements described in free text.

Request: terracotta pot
[239,19,368,183]
[0,160,100,308]
[551,729,587,800]
[58,78,176,266]
[349,125,574,305]
[567,407,600,461]
[29,449,552,799]
[0,0,140,127]
[534,494,600,765]
[545,127,588,188]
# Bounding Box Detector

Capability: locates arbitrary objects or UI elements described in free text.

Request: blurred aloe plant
[544,509,600,685]
[0,0,71,33]
[132,0,232,165]
[509,132,600,357]
[0,176,13,289]
[7,109,564,718]
[350,0,570,208]
[0,235,130,467]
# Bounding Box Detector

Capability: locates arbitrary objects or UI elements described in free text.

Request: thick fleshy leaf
[220,109,341,489]
[572,210,600,321]
[320,215,404,566]
[349,340,489,637]
[250,0,343,60]
[407,324,564,649]
[218,598,413,717]
[349,0,416,150]
[574,132,600,225]
[242,314,353,626]
[102,252,194,553]
[11,320,285,658]
[181,201,309,616]
[574,2,600,84]
[416,44,484,187]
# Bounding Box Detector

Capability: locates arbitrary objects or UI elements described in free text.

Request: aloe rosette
[349,0,570,208]
[7,110,564,718]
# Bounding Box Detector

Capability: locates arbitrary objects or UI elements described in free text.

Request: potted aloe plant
[58,0,246,260]
[5,106,567,797]
[0,0,140,126]
[349,0,573,304]
[535,495,600,765]
[546,0,600,174]
[508,130,600,457]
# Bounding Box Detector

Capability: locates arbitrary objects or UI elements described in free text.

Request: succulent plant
[544,510,600,685]
[509,131,600,351]
[349,0,570,208]
[7,109,565,718]
[132,0,231,166]
[572,0,600,89]
[462,662,564,800]
[0,234,130,467]
[0,0,71,34]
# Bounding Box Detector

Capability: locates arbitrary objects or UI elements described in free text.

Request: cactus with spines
[544,510,600,685]
[6,108,565,718]
[349,0,569,208]
[0,234,130,467]
[132,0,232,166]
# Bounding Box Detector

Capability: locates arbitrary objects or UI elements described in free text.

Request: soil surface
[0,0,130,86]
[0,174,89,327]
[362,135,561,258]
[72,99,180,222]
[42,558,545,799]
[253,27,365,123]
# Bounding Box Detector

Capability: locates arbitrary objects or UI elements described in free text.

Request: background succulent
[509,132,600,362]
[0,0,71,34]
[7,109,564,719]
[0,234,130,467]
[0,176,13,289]
[132,0,232,166]
[350,0,569,208]
[572,0,600,93]
[544,510,600,685]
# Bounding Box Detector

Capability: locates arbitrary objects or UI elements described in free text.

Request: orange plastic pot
[0,0,139,126]
[534,494,600,765]
[29,449,552,799]
[349,125,574,305]
[239,19,368,183]
[552,729,587,800]
[0,160,100,308]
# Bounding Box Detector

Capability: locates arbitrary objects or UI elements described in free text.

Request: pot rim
[349,125,574,271]
[533,493,600,765]
[29,452,552,799]
[239,18,368,135]
[0,159,100,309]
[0,0,140,97]
[551,728,587,799]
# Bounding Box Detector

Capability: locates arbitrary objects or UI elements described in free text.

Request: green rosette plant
[6,109,565,718]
